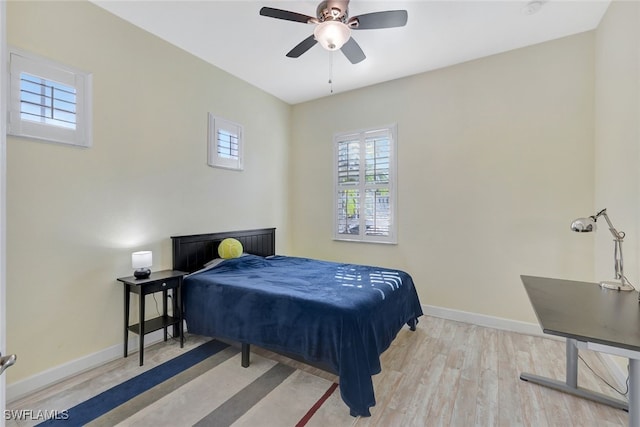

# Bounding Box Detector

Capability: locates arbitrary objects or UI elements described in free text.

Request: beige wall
[6,1,291,383]
[290,32,596,323]
[594,0,640,372]
[594,0,640,288]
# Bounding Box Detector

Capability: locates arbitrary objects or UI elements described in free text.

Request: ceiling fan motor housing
[317,0,350,23]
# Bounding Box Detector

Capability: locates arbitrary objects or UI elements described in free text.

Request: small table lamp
[132,251,152,279]
[571,208,634,291]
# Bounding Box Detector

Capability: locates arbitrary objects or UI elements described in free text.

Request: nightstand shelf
[117,270,187,366]
[128,315,180,336]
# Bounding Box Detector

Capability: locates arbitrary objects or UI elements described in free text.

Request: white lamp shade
[313,21,351,51]
[132,251,152,269]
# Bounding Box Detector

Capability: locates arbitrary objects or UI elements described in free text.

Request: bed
[171,228,423,417]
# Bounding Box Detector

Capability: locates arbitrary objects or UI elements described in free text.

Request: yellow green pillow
[218,238,243,259]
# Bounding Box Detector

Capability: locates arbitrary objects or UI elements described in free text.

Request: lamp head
[571,217,597,232]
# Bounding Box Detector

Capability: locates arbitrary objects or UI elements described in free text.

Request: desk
[117,270,186,366]
[520,275,640,426]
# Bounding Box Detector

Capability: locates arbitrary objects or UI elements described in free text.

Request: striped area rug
[37,340,355,427]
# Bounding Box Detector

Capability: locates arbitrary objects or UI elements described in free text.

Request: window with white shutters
[8,48,92,147]
[20,74,77,129]
[208,113,243,171]
[334,125,397,244]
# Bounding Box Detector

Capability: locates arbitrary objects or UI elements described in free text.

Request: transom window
[216,129,239,160]
[8,48,92,147]
[20,73,77,129]
[334,125,397,244]
[208,113,243,171]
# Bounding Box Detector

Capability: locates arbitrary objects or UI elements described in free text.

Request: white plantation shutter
[8,48,92,147]
[20,73,77,129]
[208,113,243,171]
[334,125,397,244]
[216,129,239,160]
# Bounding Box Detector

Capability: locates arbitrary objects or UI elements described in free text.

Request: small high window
[208,113,243,171]
[8,48,92,147]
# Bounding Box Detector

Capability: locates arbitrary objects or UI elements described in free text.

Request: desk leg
[630,359,640,427]
[566,338,578,388]
[520,338,628,412]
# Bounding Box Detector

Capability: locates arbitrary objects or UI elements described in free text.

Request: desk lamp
[571,208,635,291]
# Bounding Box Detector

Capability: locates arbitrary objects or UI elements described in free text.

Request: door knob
[0,352,17,376]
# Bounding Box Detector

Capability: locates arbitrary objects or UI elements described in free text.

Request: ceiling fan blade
[286,35,318,58]
[349,10,408,30]
[259,7,315,24]
[341,37,366,64]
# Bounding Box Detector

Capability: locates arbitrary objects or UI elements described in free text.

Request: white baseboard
[423,304,628,392]
[7,307,628,404]
[6,329,167,403]
[423,304,547,337]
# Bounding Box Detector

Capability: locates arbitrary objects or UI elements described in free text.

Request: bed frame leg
[241,343,250,367]
[409,318,417,331]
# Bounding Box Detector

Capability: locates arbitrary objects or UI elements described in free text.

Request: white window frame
[207,113,243,171]
[7,47,92,148]
[333,124,398,244]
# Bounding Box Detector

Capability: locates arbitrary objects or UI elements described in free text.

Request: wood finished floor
[7,315,628,426]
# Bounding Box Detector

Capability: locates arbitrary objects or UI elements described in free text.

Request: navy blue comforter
[183,255,423,417]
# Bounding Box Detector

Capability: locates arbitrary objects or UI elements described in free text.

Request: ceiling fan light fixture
[313,20,351,51]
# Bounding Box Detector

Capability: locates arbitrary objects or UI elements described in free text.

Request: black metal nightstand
[117,270,186,366]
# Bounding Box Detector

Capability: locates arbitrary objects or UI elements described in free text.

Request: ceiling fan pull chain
[329,51,334,94]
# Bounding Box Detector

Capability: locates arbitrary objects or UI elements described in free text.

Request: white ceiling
[91,0,610,105]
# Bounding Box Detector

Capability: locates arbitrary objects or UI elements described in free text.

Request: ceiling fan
[259,0,408,64]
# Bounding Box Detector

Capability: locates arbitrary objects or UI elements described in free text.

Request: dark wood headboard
[171,228,276,273]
